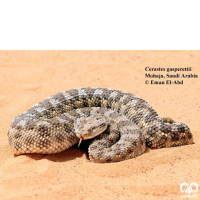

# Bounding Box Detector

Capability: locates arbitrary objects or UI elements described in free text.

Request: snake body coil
[8,88,193,163]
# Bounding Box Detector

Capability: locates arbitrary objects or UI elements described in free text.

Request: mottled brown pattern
[8,88,193,163]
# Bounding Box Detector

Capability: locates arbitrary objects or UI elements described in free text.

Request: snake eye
[98,122,106,128]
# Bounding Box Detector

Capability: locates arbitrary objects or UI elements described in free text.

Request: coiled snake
[8,88,193,163]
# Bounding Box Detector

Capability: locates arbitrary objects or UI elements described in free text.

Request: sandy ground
[0,51,199,200]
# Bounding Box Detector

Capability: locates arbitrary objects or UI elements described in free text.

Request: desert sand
[0,50,199,200]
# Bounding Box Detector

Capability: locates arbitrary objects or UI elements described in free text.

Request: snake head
[74,114,108,147]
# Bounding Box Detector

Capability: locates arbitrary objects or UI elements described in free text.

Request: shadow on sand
[24,139,91,162]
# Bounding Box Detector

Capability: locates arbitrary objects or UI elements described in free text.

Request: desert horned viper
[8,88,193,163]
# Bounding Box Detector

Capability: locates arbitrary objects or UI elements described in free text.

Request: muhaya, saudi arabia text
[145,73,198,79]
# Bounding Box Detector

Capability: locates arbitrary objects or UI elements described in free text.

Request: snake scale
[8,88,193,163]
